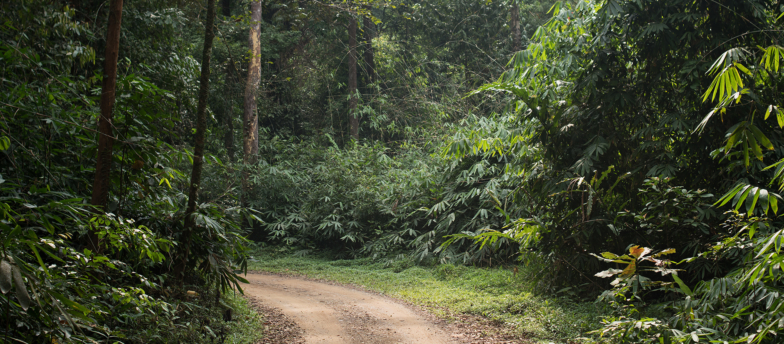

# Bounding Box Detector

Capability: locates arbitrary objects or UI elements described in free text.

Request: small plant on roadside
[589,246,689,343]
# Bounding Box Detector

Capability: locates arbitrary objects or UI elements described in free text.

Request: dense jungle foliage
[3,0,784,342]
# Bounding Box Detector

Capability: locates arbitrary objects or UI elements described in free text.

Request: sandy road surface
[243,272,453,344]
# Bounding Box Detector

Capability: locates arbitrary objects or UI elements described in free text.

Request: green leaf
[765,105,776,120]
[749,124,773,151]
[743,140,750,167]
[747,132,763,161]
[771,194,780,214]
[734,62,751,75]
[601,252,620,260]
[36,244,65,264]
[27,243,49,278]
[757,229,784,258]
[672,274,693,296]
[49,291,91,315]
[759,189,770,215]
[724,122,743,152]
[159,177,172,189]
[732,185,752,211]
[760,45,784,72]
[777,108,784,128]
[747,187,760,215]
[717,184,743,207]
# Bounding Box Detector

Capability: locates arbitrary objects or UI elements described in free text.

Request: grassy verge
[140,286,264,343]
[223,292,266,344]
[248,248,605,343]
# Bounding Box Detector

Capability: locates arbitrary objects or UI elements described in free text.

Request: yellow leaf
[158,178,172,189]
[629,245,652,259]
[620,260,636,277]
[601,252,620,260]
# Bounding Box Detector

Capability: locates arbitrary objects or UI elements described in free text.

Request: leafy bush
[244,115,544,267]
[0,188,167,342]
[244,137,438,255]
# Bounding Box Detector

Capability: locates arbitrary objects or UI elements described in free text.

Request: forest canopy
[2,0,784,342]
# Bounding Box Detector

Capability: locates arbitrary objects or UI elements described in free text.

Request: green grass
[248,248,605,343]
[223,292,266,344]
[125,284,264,343]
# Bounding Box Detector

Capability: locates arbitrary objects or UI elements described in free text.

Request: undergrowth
[249,247,605,343]
[135,286,265,344]
[218,292,267,344]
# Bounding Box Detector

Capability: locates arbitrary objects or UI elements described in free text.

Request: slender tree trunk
[362,14,376,86]
[511,1,521,52]
[185,0,216,222]
[242,0,262,204]
[175,0,216,280]
[224,104,235,161]
[348,18,359,140]
[91,0,124,210]
[222,0,234,161]
[224,59,236,162]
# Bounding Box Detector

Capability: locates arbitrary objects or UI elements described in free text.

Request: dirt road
[243,272,453,344]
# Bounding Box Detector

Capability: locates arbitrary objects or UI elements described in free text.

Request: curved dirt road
[243,272,453,344]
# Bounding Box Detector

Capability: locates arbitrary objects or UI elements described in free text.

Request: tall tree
[224,59,236,162]
[348,18,359,139]
[362,12,376,85]
[510,1,521,51]
[90,0,124,210]
[175,0,216,280]
[242,0,262,203]
[185,0,216,224]
[222,0,235,162]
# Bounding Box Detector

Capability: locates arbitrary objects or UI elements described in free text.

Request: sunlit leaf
[672,274,693,296]
[595,268,622,278]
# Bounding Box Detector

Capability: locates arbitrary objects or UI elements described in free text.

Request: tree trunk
[242,0,262,204]
[224,59,236,162]
[348,18,359,140]
[222,0,234,161]
[511,1,521,52]
[91,0,124,210]
[185,0,216,221]
[362,14,376,86]
[174,0,216,280]
[224,104,235,161]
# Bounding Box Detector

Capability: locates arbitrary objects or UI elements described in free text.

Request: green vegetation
[250,248,603,342]
[126,287,265,343]
[220,293,267,344]
[4,0,784,342]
